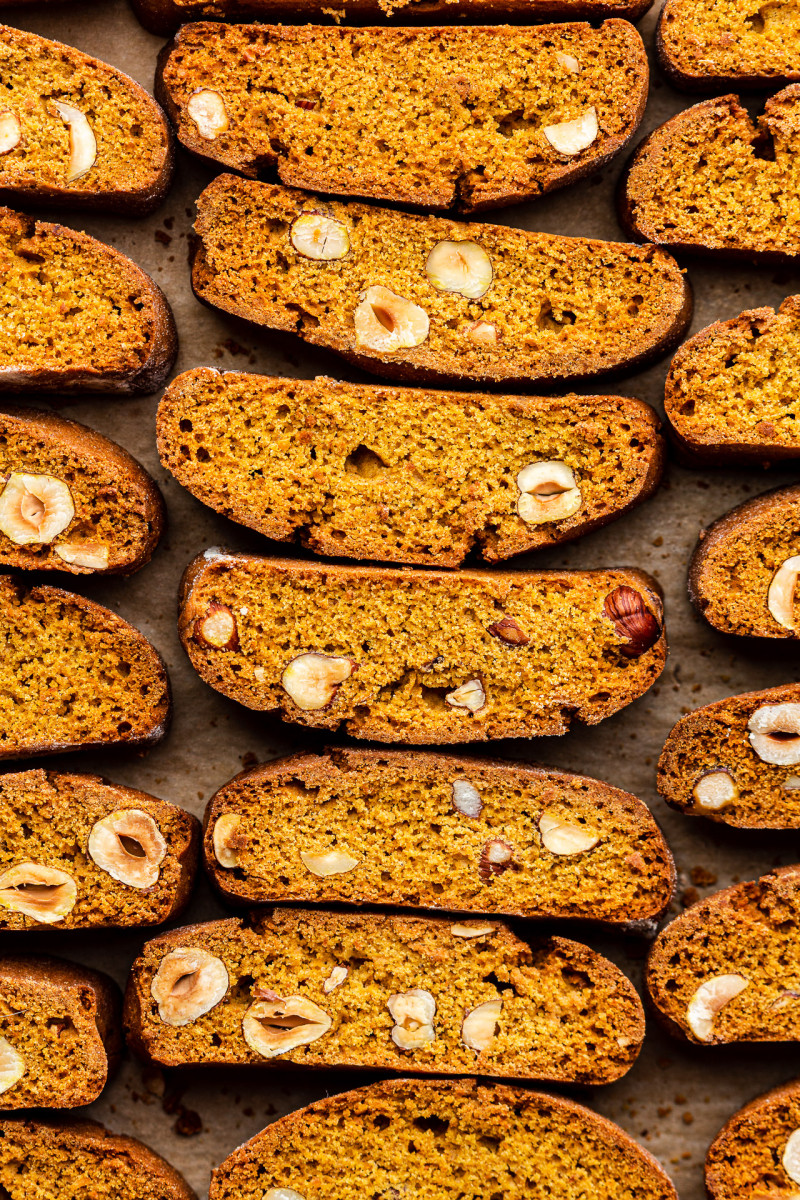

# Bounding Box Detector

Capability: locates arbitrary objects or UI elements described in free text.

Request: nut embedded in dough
[768,555,800,630]
[0,473,74,545]
[52,101,97,181]
[425,240,493,300]
[461,997,502,1051]
[213,812,243,868]
[686,974,749,1042]
[281,652,357,711]
[243,994,332,1057]
[187,89,229,140]
[543,108,598,156]
[387,987,436,1050]
[151,947,230,1025]
[748,703,800,765]
[0,862,77,924]
[88,808,167,888]
[354,286,429,353]
[291,213,350,261]
[516,460,581,526]
[539,812,599,855]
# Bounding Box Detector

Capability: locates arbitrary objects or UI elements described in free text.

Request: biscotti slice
[646,865,800,1045]
[205,748,675,926]
[0,769,199,930]
[621,89,800,263]
[688,484,800,638]
[0,1118,197,1200]
[210,1078,677,1200]
[179,552,666,743]
[657,0,800,92]
[665,296,800,464]
[706,1080,800,1200]
[124,908,645,1082]
[0,26,173,214]
[0,207,176,395]
[192,175,691,388]
[158,370,664,567]
[658,683,800,829]
[0,574,170,759]
[0,955,121,1108]
[0,406,164,574]
[158,22,647,213]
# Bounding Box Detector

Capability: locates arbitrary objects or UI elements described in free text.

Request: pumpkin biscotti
[206,748,675,926]
[706,1080,800,1200]
[657,0,800,92]
[158,370,663,567]
[0,770,199,930]
[209,1079,677,1200]
[646,866,800,1044]
[0,955,121,1108]
[658,683,800,829]
[0,25,173,214]
[0,574,170,759]
[192,176,691,388]
[124,909,645,1082]
[179,552,666,743]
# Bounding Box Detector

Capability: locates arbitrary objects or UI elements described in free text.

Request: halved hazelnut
[692,767,738,811]
[53,541,109,570]
[467,320,498,346]
[462,997,502,1051]
[242,995,331,1057]
[322,965,348,993]
[543,107,598,156]
[387,988,436,1050]
[487,616,530,646]
[479,838,514,881]
[452,779,483,818]
[187,89,229,140]
[0,1037,24,1095]
[748,703,800,765]
[451,922,495,938]
[195,604,239,651]
[290,213,350,261]
[87,809,167,889]
[0,473,74,545]
[354,286,429,353]
[768,555,800,630]
[784,1130,800,1186]
[539,812,599,855]
[151,947,229,1025]
[446,679,486,713]
[603,585,661,658]
[686,974,749,1042]
[299,848,359,876]
[51,101,97,181]
[0,111,21,154]
[516,460,581,526]
[0,863,77,924]
[425,240,493,300]
[213,813,243,868]
[555,51,581,72]
[281,653,357,711]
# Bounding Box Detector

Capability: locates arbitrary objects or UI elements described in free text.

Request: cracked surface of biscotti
[158,21,647,213]
[0,955,121,1108]
[646,866,800,1045]
[157,369,664,567]
[0,1117,198,1200]
[664,296,800,464]
[688,484,800,638]
[0,406,164,574]
[620,88,800,263]
[209,1078,677,1200]
[179,552,666,743]
[0,25,173,214]
[124,908,645,1082]
[204,747,675,925]
[657,0,800,91]
[0,574,171,760]
[658,683,800,830]
[0,769,199,930]
[705,1079,800,1200]
[192,176,691,388]
[0,207,176,395]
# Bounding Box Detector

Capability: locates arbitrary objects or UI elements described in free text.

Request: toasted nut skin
[188,89,228,139]
[748,703,800,765]
[387,988,436,1050]
[322,965,348,993]
[0,862,77,924]
[291,213,349,261]
[52,101,97,181]
[543,107,598,155]
[354,286,429,353]
[195,604,239,651]
[487,616,530,646]
[0,473,74,545]
[462,997,502,1051]
[281,653,357,711]
[0,111,21,154]
[88,808,167,888]
[213,813,243,868]
[539,812,599,855]
[446,678,486,713]
[0,1038,24,1095]
[516,460,582,526]
[603,586,661,658]
[479,838,514,882]
[686,974,749,1042]
[243,995,331,1057]
[299,848,359,876]
[425,240,493,300]
[53,541,109,570]
[692,767,738,811]
[768,555,800,630]
[784,1129,800,1185]
[151,947,229,1025]
[451,779,483,818]
[451,922,495,938]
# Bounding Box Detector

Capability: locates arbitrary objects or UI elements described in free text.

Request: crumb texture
[706,1081,800,1200]
[660,0,800,86]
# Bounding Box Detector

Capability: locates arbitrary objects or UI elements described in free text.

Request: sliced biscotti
[0,770,199,930]
[621,88,800,262]
[0,407,164,574]
[210,1078,677,1200]
[0,1119,197,1200]
[706,1080,800,1200]
[646,865,800,1044]
[124,908,645,1082]
[657,0,800,92]
[158,370,663,567]
[0,26,173,214]
[158,22,647,213]
[0,955,121,1108]
[206,748,675,926]
[192,175,691,388]
[658,683,800,829]
[688,484,800,638]
[179,552,666,743]
[0,574,170,759]
[665,296,800,464]
[0,207,176,395]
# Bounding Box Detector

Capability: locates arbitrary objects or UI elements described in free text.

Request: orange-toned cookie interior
[0,575,170,759]
[180,554,666,743]
[646,867,800,1045]
[706,1080,800,1200]
[0,770,198,930]
[659,0,800,87]
[210,1079,677,1200]
[158,370,663,567]
[205,748,675,924]
[124,909,644,1082]
[192,176,690,386]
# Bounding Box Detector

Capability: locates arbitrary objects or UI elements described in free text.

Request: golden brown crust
[705,1078,800,1200]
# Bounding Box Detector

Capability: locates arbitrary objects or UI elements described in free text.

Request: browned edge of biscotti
[705,1077,800,1200]
[202,746,676,925]
[208,1077,677,1199]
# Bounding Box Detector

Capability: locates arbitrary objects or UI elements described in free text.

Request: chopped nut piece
[452,779,483,819]
[0,111,21,154]
[771,989,800,1011]
[322,965,348,993]
[516,460,581,526]
[281,652,357,711]
[187,88,229,140]
[213,813,242,868]
[300,848,359,876]
[768,555,800,630]
[264,1191,306,1200]
[0,1038,24,1095]
[555,51,581,72]
[784,1131,800,1186]
[354,286,429,353]
[686,974,748,1042]
[52,101,97,181]
[692,767,738,811]
[479,838,514,881]
[0,862,77,924]
[53,541,109,570]
[467,320,498,346]
[151,947,229,1026]
[243,995,331,1057]
[425,240,493,299]
[387,988,436,1050]
[543,107,598,156]
[786,776,800,791]
[539,812,599,855]
[0,473,74,545]
[195,603,239,651]
[88,808,167,888]
[748,703,800,765]
[291,213,350,261]
[487,616,530,646]
[462,997,502,1051]
[451,922,495,938]
[603,585,661,658]
[445,678,486,713]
